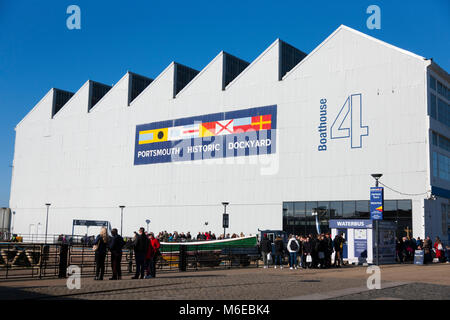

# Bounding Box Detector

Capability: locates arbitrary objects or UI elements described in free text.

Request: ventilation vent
[174,63,199,97]
[223,53,250,90]
[128,72,153,105]
[279,41,307,80]
[52,89,74,118]
[88,81,112,111]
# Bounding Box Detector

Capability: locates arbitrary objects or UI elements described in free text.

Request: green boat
[159,236,258,267]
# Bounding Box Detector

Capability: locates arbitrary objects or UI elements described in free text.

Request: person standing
[423,236,433,264]
[333,234,343,267]
[310,234,318,268]
[132,227,148,279]
[145,232,160,278]
[302,237,312,268]
[260,234,272,268]
[287,235,300,270]
[317,235,327,269]
[109,228,124,280]
[325,233,333,268]
[274,236,284,269]
[94,227,109,280]
[434,237,445,263]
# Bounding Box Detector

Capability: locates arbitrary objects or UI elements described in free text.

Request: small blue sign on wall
[370,187,384,220]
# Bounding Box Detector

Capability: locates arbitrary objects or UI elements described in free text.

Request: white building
[9,25,450,242]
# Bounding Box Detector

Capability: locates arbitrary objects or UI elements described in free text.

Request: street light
[11,211,15,235]
[222,202,229,239]
[371,173,383,187]
[37,222,41,242]
[119,206,125,236]
[370,174,382,266]
[146,219,151,233]
[45,203,51,244]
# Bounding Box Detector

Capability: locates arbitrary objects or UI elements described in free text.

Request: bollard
[179,244,187,272]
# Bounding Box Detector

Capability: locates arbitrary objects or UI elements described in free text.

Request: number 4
[330,94,368,148]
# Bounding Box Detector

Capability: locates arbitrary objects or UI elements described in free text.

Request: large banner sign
[134,105,277,165]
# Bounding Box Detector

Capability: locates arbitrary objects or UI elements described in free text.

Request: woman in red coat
[144,233,160,278]
[434,237,445,262]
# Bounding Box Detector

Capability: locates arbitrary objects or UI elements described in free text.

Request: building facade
[9,26,450,242]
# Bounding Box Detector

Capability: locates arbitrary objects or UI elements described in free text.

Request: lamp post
[371,173,383,187]
[370,174,382,266]
[146,219,151,233]
[222,202,229,239]
[11,211,15,235]
[37,222,41,242]
[45,203,51,244]
[119,206,125,236]
[1,208,5,240]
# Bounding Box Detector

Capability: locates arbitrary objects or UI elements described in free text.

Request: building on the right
[281,39,450,243]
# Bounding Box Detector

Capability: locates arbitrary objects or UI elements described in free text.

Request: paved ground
[0,263,448,300]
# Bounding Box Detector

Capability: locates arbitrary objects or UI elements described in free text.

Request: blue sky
[0,0,449,207]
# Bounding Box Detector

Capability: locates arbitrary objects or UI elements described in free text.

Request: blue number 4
[330,94,368,148]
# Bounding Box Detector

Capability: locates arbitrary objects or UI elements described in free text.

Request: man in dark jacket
[325,233,333,268]
[109,228,124,280]
[310,234,318,268]
[260,234,272,268]
[132,227,149,279]
[333,234,344,267]
[302,237,312,268]
[274,236,284,269]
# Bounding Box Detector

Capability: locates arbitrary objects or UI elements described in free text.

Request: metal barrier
[0,241,261,280]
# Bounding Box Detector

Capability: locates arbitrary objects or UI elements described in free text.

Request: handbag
[437,244,443,251]
[306,254,312,263]
[267,252,272,262]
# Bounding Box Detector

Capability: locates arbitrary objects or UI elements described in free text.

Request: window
[279,41,307,80]
[433,151,438,178]
[330,201,343,218]
[429,75,436,90]
[437,98,450,127]
[432,132,438,146]
[174,64,199,96]
[355,201,370,218]
[384,200,397,219]
[439,134,450,153]
[89,81,112,111]
[52,89,74,117]
[223,53,249,89]
[437,81,444,95]
[398,200,412,218]
[438,153,450,181]
[343,201,356,218]
[129,73,152,104]
[430,94,437,119]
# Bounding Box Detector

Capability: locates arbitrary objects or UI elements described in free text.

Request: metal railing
[0,241,261,280]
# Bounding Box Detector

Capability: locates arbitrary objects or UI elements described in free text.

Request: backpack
[290,240,298,251]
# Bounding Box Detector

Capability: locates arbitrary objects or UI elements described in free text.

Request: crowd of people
[81,228,450,280]
[259,233,347,269]
[156,231,249,242]
[396,236,449,264]
[91,227,160,281]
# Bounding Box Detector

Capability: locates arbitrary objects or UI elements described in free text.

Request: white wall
[10,26,440,239]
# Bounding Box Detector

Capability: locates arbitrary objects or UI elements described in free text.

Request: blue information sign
[370,187,384,220]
